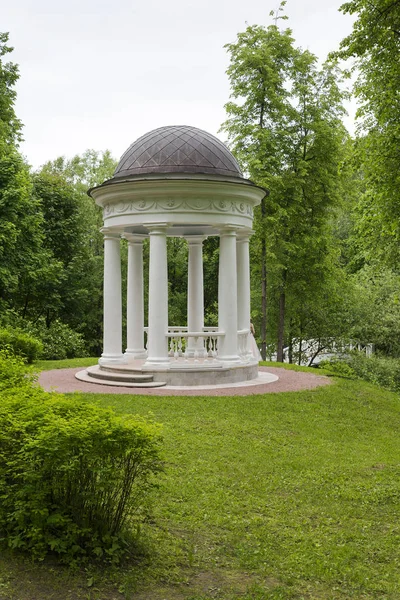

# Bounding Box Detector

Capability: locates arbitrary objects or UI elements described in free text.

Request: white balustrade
[143,326,255,364]
[237,329,251,361]
[165,327,222,363]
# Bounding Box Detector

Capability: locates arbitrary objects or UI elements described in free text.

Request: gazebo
[76,125,267,388]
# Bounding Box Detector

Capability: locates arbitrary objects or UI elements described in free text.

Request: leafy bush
[0,350,37,390]
[318,358,356,379]
[0,356,163,564]
[29,319,88,360]
[0,313,88,360]
[322,352,400,393]
[0,328,43,363]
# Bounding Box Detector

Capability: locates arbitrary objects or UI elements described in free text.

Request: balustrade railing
[237,329,251,361]
[166,327,223,362]
[143,326,254,363]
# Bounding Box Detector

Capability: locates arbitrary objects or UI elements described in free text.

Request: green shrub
[0,314,88,360]
[0,385,163,563]
[318,358,356,379]
[29,319,88,360]
[0,328,43,363]
[0,350,37,390]
[323,352,400,393]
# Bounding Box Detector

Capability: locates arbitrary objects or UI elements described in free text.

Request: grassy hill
[1,364,399,599]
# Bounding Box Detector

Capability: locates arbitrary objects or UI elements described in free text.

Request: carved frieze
[103,199,254,218]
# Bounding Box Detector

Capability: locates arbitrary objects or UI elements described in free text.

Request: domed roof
[113,125,243,179]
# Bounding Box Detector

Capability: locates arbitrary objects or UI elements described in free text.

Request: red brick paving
[38,366,332,397]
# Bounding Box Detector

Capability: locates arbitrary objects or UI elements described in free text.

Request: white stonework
[99,229,125,364]
[124,234,147,358]
[186,236,206,358]
[145,226,170,366]
[87,126,268,385]
[218,227,240,364]
[237,233,252,358]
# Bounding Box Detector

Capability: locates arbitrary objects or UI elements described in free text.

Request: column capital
[237,229,254,242]
[218,226,237,238]
[123,233,147,245]
[186,235,208,245]
[100,227,122,240]
[146,223,168,235]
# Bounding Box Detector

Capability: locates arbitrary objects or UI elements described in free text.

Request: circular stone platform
[38,366,332,397]
[75,360,260,388]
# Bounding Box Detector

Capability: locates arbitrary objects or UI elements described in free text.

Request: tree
[36,151,117,353]
[337,0,400,266]
[350,265,400,357]
[221,11,349,360]
[0,34,61,318]
[0,32,22,145]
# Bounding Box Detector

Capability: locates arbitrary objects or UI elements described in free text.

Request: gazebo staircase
[76,364,166,388]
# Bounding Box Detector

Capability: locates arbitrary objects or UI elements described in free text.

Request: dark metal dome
[113,125,243,179]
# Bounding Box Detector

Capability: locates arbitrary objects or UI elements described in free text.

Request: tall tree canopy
[0,33,58,314]
[337,0,400,266]
[34,152,117,352]
[0,32,22,144]
[221,12,350,360]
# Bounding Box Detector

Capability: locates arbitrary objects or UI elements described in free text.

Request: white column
[218,227,240,363]
[99,228,124,364]
[237,232,252,358]
[186,236,206,357]
[144,226,170,366]
[124,234,147,359]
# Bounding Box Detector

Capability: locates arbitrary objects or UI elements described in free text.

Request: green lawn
[2,366,400,599]
[33,357,98,371]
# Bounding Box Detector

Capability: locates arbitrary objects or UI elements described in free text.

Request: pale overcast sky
[3,0,355,169]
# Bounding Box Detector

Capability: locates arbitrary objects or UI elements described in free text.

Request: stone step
[77,366,166,388]
[88,366,153,383]
[99,364,144,374]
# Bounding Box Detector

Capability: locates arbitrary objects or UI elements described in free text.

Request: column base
[218,354,242,365]
[99,353,127,366]
[125,349,148,359]
[143,357,171,369]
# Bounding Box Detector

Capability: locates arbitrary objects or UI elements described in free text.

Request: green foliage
[34,151,117,354]
[0,33,22,144]
[318,357,356,378]
[350,266,400,356]
[31,172,82,266]
[336,0,400,266]
[80,379,400,598]
[0,350,36,390]
[0,143,57,308]
[26,319,88,360]
[41,149,117,192]
[0,327,42,363]
[221,14,350,358]
[33,356,98,371]
[0,34,65,333]
[1,374,400,595]
[327,352,400,393]
[0,360,163,564]
[0,313,88,360]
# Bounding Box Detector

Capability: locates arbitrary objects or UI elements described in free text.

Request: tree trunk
[277,288,286,363]
[261,241,267,361]
[298,338,303,366]
[260,198,267,360]
[22,295,29,319]
[288,336,293,364]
